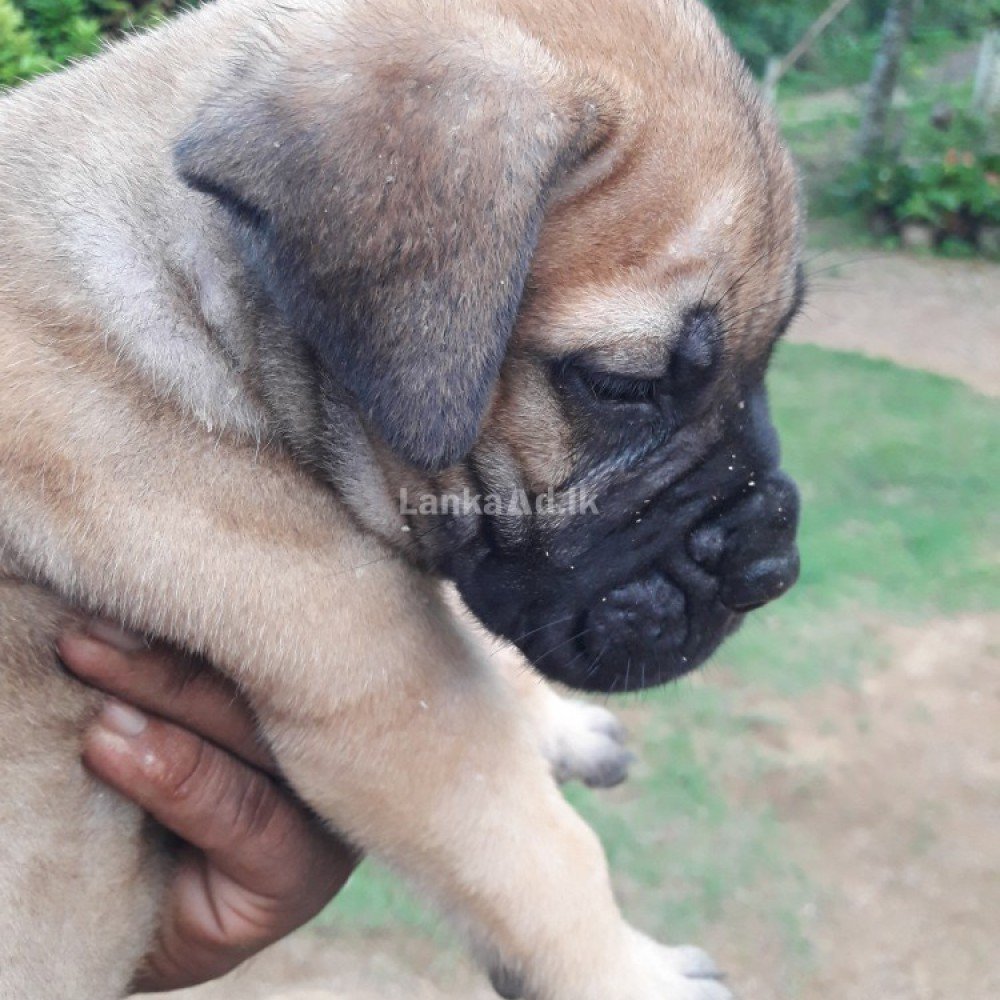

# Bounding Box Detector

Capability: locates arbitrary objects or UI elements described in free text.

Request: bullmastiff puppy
[0,0,804,996]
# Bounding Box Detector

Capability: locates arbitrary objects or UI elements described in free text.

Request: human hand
[58,624,359,992]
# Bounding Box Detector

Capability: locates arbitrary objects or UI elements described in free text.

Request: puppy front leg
[248,593,728,1000]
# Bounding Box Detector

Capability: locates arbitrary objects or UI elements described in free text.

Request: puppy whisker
[804,253,882,281]
[495,614,579,656]
[721,291,801,331]
[582,639,612,681]
[711,247,773,315]
[533,627,593,666]
[695,256,725,315]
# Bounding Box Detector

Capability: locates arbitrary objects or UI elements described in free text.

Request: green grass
[317,345,1000,974]
[718,343,1000,691]
[777,345,998,612]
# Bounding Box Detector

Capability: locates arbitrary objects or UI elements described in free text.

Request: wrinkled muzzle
[451,388,800,692]
[575,468,799,690]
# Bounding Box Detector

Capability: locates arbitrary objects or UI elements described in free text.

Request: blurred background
[5,2,997,998]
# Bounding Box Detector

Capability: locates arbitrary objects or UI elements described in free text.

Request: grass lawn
[315,344,999,975]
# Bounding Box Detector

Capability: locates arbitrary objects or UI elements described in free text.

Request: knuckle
[216,766,297,863]
[158,736,215,806]
[229,771,283,844]
[228,775,314,887]
[148,724,298,862]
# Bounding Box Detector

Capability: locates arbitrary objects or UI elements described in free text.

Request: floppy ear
[174,9,614,471]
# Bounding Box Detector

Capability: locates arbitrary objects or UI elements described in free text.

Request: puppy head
[175,0,804,692]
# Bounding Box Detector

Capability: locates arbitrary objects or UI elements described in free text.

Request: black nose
[696,470,801,614]
[719,549,800,611]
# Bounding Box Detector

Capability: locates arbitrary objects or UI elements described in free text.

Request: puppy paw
[489,963,525,999]
[488,942,731,1000]
[634,933,733,1000]
[667,977,733,1000]
[542,696,634,788]
[661,945,723,980]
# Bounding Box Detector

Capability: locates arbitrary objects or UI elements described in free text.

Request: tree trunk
[762,0,856,104]
[973,27,1000,118]
[856,0,917,161]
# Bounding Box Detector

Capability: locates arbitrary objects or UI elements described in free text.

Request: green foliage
[0,0,178,88]
[835,107,1000,251]
[707,0,1000,87]
[0,0,50,86]
[17,0,100,64]
[84,0,178,33]
[780,24,1000,259]
[708,0,822,75]
[902,155,1000,224]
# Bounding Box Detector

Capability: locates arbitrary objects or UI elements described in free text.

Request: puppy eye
[560,362,662,408]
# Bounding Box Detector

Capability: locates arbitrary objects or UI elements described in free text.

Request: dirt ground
[714,613,1000,1000]
[791,250,1000,397]
[163,253,999,1000]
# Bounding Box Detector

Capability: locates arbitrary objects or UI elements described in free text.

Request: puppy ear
[174,10,615,471]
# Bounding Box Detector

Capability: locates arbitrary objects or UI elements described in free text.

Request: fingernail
[86,619,147,653]
[98,699,148,738]
[57,634,107,676]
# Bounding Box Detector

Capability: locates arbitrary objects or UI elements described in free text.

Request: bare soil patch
[713,614,1000,1000]
[791,251,1000,397]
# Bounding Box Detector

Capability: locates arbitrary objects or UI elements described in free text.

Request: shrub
[0,0,50,86]
[17,0,100,65]
[709,0,1000,89]
[836,107,1000,254]
[0,0,180,88]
